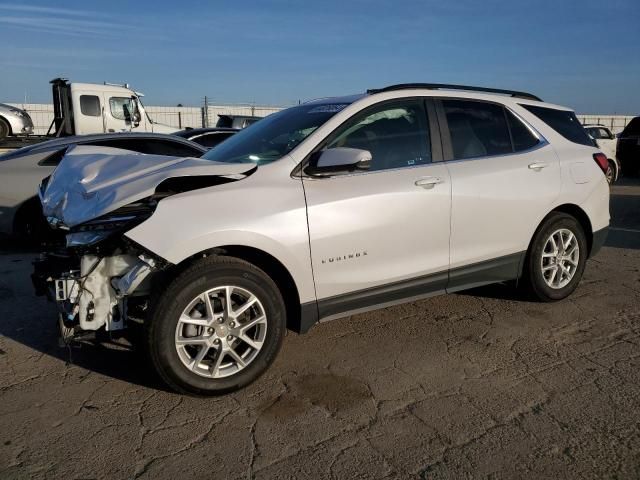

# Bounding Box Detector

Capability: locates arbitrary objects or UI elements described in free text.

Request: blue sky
[0,0,638,113]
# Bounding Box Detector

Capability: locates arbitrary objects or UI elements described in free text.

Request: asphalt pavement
[1,179,639,479]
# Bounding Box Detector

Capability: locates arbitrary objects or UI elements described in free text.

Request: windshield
[202,102,351,164]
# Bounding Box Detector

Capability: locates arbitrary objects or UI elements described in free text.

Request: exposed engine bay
[32,145,256,342]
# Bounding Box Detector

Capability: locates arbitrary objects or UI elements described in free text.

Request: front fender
[125,169,316,303]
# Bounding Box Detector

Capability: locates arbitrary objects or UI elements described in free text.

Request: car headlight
[9,108,25,118]
[65,202,156,247]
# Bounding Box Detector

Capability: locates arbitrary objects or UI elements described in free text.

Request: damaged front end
[32,145,255,343]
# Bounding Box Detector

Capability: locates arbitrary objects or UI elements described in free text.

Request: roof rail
[366,83,542,102]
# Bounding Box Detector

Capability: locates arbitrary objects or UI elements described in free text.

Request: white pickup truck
[1,78,176,144]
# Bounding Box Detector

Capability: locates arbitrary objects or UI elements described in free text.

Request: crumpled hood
[41,145,254,228]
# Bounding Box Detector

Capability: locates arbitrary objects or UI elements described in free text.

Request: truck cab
[50,78,176,136]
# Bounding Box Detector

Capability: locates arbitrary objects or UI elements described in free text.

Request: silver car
[0,103,34,140]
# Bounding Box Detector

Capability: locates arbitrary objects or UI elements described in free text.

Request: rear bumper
[590,226,608,258]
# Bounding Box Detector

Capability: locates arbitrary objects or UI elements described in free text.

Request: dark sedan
[173,127,239,148]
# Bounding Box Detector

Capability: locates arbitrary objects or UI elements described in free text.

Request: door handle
[528,162,548,171]
[414,177,443,189]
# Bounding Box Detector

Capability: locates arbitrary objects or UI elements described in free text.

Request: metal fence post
[203,96,209,128]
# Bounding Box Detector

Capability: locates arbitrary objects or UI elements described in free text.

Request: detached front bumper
[32,250,158,334]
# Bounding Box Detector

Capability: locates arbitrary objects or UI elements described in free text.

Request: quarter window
[325,100,431,171]
[109,97,134,121]
[79,95,100,117]
[505,109,540,151]
[521,104,593,147]
[443,100,512,160]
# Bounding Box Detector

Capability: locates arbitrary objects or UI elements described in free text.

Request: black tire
[145,255,286,396]
[606,160,616,184]
[0,117,10,141]
[523,212,588,302]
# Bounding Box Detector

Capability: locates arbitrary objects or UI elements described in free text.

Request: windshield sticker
[307,104,349,114]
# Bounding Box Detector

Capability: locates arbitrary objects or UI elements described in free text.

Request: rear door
[303,98,452,318]
[438,98,560,290]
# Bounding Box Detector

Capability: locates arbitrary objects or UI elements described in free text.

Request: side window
[521,105,593,147]
[192,132,235,148]
[443,100,511,160]
[325,100,431,171]
[599,128,612,139]
[89,138,203,157]
[505,109,540,151]
[109,97,134,121]
[80,95,100,117]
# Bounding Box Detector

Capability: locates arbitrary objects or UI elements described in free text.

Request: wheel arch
[526,204,594,261]
[12,195,41,235]
[169,245,309,334]
[0,115,12,136]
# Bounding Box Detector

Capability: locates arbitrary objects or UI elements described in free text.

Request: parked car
[0,103,34,141]
[34,83,609,395]
[173,127,238,148]
[583,124,620,183]
[216,114,261,129]
[0,133,206,239]
[617,116,640,176]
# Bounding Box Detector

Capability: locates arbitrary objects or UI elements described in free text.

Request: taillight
[593,153,609,174]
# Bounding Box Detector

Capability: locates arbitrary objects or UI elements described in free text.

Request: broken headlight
[66,201,155,247]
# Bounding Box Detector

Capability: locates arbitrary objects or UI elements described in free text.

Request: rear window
[521,105,593,147]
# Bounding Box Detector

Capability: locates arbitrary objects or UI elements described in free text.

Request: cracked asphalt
[1,179,640,479]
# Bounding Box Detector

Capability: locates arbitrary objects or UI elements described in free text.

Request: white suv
[35,84,610,395]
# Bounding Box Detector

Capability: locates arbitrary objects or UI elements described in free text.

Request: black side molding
[296,251,526,334]
[590,226,609,258]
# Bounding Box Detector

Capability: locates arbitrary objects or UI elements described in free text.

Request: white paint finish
[303,163,451,299]
[41,145,253,228]
[41,87,611,311]
[570,162,589,184]
[126,159,318,303]
[446,144,561,269]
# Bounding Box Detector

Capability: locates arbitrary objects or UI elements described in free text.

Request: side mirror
[305,147,372,176]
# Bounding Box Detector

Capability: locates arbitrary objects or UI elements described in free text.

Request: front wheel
[523,212,588,302]
[0,118,10,141]
[145,256,286,396]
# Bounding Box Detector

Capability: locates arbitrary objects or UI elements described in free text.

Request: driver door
[302,98,452,319]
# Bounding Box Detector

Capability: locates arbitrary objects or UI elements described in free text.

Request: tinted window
[109,97,134,121]
[38,148,67,166]
[80,95,100,117]
[622,117,640,136]
[202,103,351,164]
[522,105,592,146]
[443,100,511,160]
[88,138,203,157]
[325,99,430,171]
[505,109,540,151]
[191,132,235,148]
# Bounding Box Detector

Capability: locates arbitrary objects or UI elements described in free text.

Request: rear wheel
[0,117,10,141]
[605,160,616,184]
[145,256,286,396]
[523,212,588,302]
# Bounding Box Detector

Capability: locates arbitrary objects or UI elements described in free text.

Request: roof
[1,132,206,158]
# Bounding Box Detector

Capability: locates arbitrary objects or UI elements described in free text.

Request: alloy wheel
[541,228,580,289]
[175,286,267,378]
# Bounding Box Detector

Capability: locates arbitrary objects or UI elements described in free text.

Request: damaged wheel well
[168,245,303,333]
